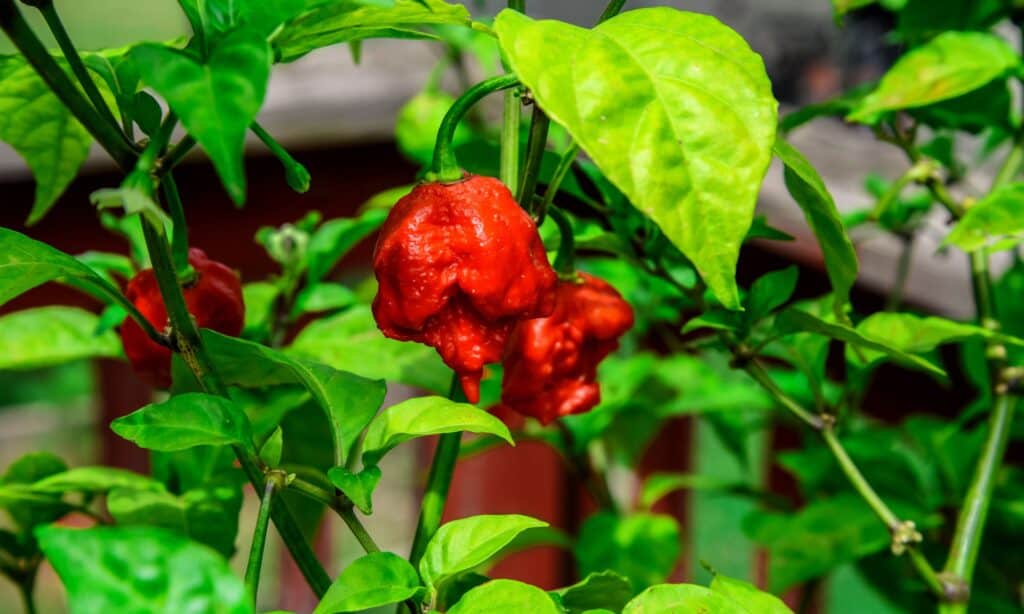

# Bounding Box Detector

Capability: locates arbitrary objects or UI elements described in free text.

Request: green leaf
[306,209,388,283]
[495,8,777,308]
[0,55,93,224]
[132,30,271,204]
[575,512,682,592]
[420,514,548,591]
[259,426,284,467]
[0,228,121,308]
[623,584,747,614]
[395,87,472,165]
[449,579,560,614]
[204,330,387,465]
[638,472,745,511]
[287,305,451,394]
[76,251,135,284]
[107,473,245,557]
[274,0,471,63]
[313,551,422,614]
[896,0,1008,40]
[0,307,121,370]
[853,312,1024,368]
[361,396,513,466]
[710,573,793,614]
[32,467,163,494]
[945,183,1024,252]
[775,309,944,376]
[111,392,256,454]
[293,283,357,315]
[37,525,252,614]
[743,494,892,592]
[1,452,69,530]
[746,266,799,325]
[242,281,279,339]
[773,139,858,315]
[848,32,1019,123]
[553,571,634,614]
[327,466,381,515]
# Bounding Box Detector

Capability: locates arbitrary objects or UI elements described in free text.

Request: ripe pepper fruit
[120,248,244,388]
[497,272,634,424]
[372,174,557,403]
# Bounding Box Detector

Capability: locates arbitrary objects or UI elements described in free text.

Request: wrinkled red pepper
[372,174,557,402]
[120,248,244,388]
[498,272,634,424]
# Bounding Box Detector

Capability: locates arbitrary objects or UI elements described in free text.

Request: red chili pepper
[497,272,634,424]
[372,174,557,402]
[120,248,244,388]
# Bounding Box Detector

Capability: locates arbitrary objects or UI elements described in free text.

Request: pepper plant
[0,0,1022,612]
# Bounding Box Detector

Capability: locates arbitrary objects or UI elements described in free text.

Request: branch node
[889,519,922,555]
[937,572,970,603]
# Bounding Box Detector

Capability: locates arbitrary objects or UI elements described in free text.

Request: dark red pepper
[497,272,634,424]
[372,174,557,402]
[120,248,244,388]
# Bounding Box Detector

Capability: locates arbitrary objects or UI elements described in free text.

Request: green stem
[537,143,581,224]
[885,234,914,312]
[161,174,193,281]
[17,579,36,614]
[991,133,1024,189]
[518,105,550,209]
[508,0,525,12]
[433,74,520,182]
[139,217,332,597]
[822,427,899,528]
[245,475,280,605]
[556,423,616,511]
[599,0,627,21]
[408,376,466,568]
[338,506,381,554]
[0,0,135,169]
[36,1,124,141]
[160,135,198,176]
[251,121,310,193]
[740,359,824,430]
[547,207,575,275]
[501,93,521,187]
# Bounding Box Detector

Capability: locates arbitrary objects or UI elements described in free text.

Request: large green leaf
[313,551,422,614]
[287,305,450,394]
[132,30,271,204]
[552,571,634,614]
[274,0,471,62]
[37,525,252,614]
[449,579,560,614]
[0,55,93,224]
[623,584,747,614]
[773,139,858,314]
[0,307,121,370]
[0,228,122,308]
[420,514,548,591]
[575,512,681,592]
[848,32,1019,122]
[852,312,1024,367]
[710,573,793,614]
[31,467,163,494]
[774,309,945,376]
[204,330,386,466]
[361,396,513,466]
[111,392,256,454]
[107,473,244,557]
[495,8,777,308]
[945,183,1024,252]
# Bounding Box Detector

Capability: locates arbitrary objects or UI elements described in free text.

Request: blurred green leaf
[37,525,252,614]
[575,512,681,592]
[945,183,1024,252]
[32,466,162,495]
[849,32,1018,122]
[623,584,747,614]
[361,396,512,466]
[746,266,799,326]
[1,452,69,531]
[0,307,121,370]
[709,572,793,613]
[306,210,388,283]
[313,551,422,614]
[395,87,472,165]
[552,571,634,614]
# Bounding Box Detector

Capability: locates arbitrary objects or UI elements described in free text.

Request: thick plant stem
[0,0,135,169]
[599,0,628,21]
[161,174,193,281]
[245,475,280,605]
[408,431,462,567]
[500,91,521,187]
[941,250,1016,601]
[139,218,332,597]
[518,105,550,209]
[433,74,520,182]
[17,581,36,614]
[36,1,124,140]
[338,506,381,554]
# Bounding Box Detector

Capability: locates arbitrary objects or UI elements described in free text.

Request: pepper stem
[548,207,576,275]
[432,74,520,182]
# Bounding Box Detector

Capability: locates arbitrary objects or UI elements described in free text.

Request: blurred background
[0,1,997,612]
